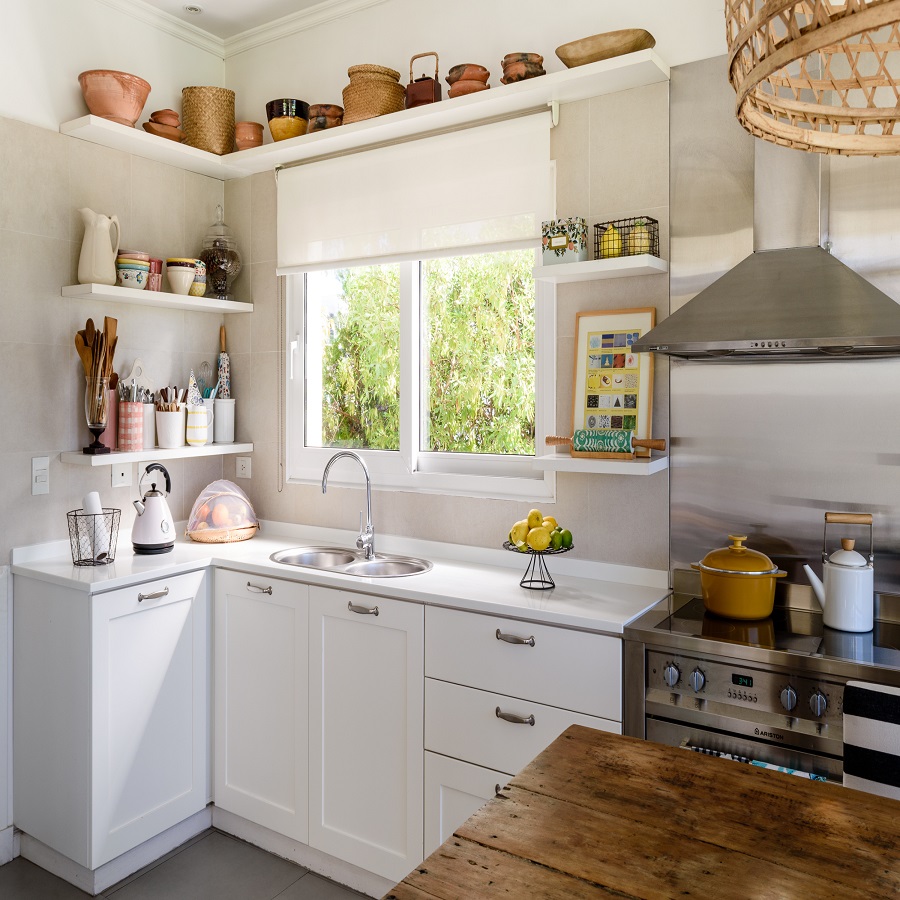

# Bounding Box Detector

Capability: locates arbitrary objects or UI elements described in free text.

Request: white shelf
[533,255,668,283]
[62,283,253,314]
[61,443,254,467]
[59,51,669,181]
[533,452,668,475]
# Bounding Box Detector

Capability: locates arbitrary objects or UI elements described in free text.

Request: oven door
[646,717,842,782]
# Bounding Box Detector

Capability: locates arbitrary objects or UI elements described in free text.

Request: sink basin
[343,558,432,578]
[270,546,432,578]
[271,547,358,568]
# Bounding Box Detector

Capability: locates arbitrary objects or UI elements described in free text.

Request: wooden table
[386,725,900,899]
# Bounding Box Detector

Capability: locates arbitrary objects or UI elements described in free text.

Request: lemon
[526,509,543,529]
[600,224,622,259]
[542,516,558,531]
[509,520,529,546]
[627,220,651,255]
[560,528,573,549]
[526,526,551,551]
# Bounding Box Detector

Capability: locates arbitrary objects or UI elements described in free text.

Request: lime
[560,528,573,549]
[550,531,563,550]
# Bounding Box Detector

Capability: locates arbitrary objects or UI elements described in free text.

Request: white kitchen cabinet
[214,570,309,842]
[308,586,424,883]
[423,605,622,849]
[14,570,209,870]
[424,752,507,857]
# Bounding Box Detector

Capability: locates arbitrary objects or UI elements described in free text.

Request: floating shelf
[533,453,668,475]
[533,255,668,283]
[61,443,254,467]
[59,51,669,180]
[62,283,253,314]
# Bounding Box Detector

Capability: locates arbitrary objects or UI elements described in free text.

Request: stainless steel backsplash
[670,57,900,598]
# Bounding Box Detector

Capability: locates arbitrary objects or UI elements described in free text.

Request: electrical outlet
[32,456,50,495]
[111,462,133,488]
[235,456,251,479]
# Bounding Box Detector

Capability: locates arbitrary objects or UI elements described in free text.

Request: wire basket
[593,216,659,260]
[503,540,572,590]
[67,508,121,566]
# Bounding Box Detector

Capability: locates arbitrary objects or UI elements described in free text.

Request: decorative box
[541,217,589,265]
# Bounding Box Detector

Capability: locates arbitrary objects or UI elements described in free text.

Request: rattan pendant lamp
[726,0,900,155]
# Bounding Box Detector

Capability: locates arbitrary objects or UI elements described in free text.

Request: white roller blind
[276,112,553,273]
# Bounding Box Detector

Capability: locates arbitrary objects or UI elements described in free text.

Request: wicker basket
[342,65,405,124]
[188,524,258,544]
[182,86,235,155]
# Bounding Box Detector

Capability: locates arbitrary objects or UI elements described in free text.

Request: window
[287,249,555,500]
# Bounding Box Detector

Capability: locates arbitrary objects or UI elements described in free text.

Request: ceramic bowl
[235,121,264,150]
[166,257,198,267]
[78,69,151,127]
[149,108,180,127]
[446,64,490,85]
[448,80,491,98]
[167,266,195,295]
[116,266,149,290]
[266,99,309,141]
[117,249,150,262]
[143,122,184,143]
[189,281,207,297]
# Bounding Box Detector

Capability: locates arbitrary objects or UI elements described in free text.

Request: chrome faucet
[322,450,375,559]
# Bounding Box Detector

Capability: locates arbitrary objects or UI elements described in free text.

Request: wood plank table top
[385,725,900,899]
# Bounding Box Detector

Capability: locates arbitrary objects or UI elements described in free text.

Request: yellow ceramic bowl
[116,257,150,268]
[189,282,206,297]
[269,115,307,142]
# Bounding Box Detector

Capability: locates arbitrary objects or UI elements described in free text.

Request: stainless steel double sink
[270,546,432,578]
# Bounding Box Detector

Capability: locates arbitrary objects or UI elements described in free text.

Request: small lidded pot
[691,535,787,620]
[199,204,242,301]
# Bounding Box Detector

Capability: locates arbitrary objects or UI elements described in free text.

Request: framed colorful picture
[571,307,655,456]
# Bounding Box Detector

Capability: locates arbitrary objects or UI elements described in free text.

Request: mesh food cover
[187,480,259,543]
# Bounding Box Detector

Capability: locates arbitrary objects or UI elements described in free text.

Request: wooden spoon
[85,318,96,349]
[103,316,117,372]
[74,333,92,375]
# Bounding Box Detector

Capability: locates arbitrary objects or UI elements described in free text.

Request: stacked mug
[166,257,202,295]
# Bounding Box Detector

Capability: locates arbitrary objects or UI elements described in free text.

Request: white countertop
[10,523,669,635]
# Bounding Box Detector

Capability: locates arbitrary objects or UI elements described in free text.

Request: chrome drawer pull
[348,600,379,616]
[496,706,535,726]
[496,628,535,647]
[246,582,273,595]
[137,587,168,602]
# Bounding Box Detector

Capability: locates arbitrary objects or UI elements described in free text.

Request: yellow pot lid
[699,535,779,575]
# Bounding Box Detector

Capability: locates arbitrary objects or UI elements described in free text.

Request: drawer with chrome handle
[426,606,621,719]
[425,677,620,776]
[138,586,169,602]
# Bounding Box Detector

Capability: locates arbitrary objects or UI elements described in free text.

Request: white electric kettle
[803,512,874,633]
[132,463,175,554]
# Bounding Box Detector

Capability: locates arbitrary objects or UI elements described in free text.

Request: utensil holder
[118,401,144,451]
[68,508,120,566]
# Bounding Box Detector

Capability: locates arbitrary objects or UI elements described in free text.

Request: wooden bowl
[78,69,151,127]
[555,28,656,68]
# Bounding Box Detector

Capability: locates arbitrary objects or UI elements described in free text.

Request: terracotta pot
[235,121,264,150]
[78,69,151,127]
[448,80,491,98]
[500,61,546,84]
[150,108,180,127]
[446,64,490,85]
[502,52,544,66]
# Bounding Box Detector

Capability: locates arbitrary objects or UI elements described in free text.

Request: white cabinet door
[424,752,507,857]
[91,570,208,867]
[308,586,424,883]
[214,570,309,842]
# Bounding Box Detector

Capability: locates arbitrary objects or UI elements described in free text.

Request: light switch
[32,456,50,495]
[235,457,251,479]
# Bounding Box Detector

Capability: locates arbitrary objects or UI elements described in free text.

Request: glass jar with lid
[199,204,242,301]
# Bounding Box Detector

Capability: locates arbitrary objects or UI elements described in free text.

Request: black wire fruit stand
[503,540,573,590]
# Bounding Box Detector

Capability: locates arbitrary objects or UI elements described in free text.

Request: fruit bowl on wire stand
[503,541,573,590]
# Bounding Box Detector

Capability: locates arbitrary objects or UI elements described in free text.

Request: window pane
[421,250,535,455]
[305,265,400,450]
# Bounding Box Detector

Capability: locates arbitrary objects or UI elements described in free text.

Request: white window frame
[285,253,556,502]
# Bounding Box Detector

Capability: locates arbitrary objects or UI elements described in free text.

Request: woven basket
[342,65,405,124]
[187,524,258,544]
[182,86,235,155]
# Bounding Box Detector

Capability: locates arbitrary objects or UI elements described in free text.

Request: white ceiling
[139,0,325,39]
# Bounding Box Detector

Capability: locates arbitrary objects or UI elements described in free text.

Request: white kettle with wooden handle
[803,512,874,633]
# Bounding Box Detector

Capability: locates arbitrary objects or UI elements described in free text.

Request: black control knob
[780,686,798,712]
[809,690,827,718]
[663,663,681,688]
[689,668,706,692]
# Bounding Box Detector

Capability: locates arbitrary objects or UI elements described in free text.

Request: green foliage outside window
[318,251,535,455]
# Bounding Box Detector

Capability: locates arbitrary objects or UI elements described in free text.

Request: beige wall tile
[184,171,225,260]
[225,176,253,300]
[130,158,185,267]
[250,171,277,264]
[67,139,132,249]
[0,118,69,241]
[551,99,590,218]
[250,261,278,353]
[243,350,279,441]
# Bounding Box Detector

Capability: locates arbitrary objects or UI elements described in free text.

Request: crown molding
[224,0,390,58]
[95,0,225,57]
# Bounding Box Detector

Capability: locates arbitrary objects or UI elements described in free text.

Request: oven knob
[689,668,706,692]
[809,690,827,717]
[663,663,681,688]
[780,686,798,712]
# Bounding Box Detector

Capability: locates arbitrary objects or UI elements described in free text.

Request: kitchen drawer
[425,605,621,719]
[425,678,620,776]
[215,568,304,604]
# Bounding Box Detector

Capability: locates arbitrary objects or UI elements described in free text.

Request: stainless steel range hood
[633,141,900,360]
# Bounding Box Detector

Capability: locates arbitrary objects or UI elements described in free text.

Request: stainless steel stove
[623,588,900,782]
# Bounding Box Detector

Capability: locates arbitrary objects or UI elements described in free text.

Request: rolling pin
[546,430,666,458]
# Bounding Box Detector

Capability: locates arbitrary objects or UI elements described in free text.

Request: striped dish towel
[843,680,900,800]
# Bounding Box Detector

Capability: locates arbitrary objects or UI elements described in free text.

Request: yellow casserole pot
[691,535,787,620]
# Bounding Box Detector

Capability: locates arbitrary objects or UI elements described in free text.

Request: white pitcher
[77,208,120,286]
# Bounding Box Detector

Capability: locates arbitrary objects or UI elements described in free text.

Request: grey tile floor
[0,830,370,900]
